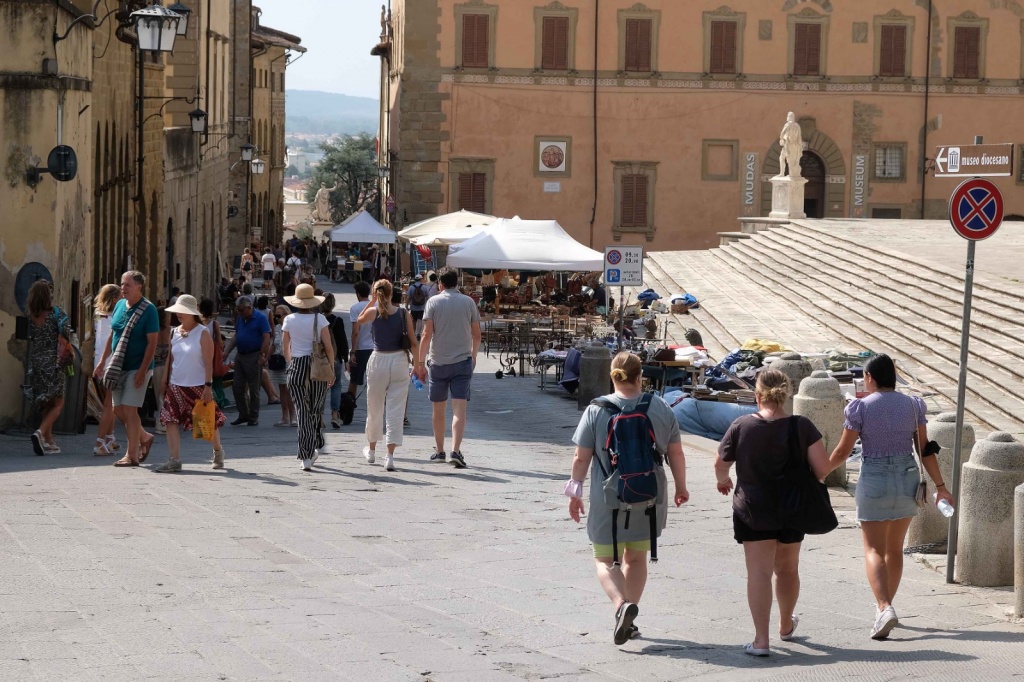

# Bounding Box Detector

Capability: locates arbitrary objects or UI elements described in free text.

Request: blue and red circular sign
[606,249,622,265]
[949,178,1003,241]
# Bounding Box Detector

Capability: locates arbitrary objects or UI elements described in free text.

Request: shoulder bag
[777,416,839,535]
[53,306,81,374]
[309,313,334,383]
[911,399,929,508]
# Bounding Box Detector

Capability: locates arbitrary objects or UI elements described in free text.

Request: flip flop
[138,436,155,463]
[744,643,770,657]
[780,615,800,642]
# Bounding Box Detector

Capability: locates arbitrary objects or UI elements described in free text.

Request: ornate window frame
[702,7,746,76]
[787,8,830,77]
[873,10,914,78]
[612,160,658,241]
[947,11,989,81]
[449,158,496,214]
[702,139,739,181]
[533,2,579,72]
[617,4,661,74]
[454,0,499,71]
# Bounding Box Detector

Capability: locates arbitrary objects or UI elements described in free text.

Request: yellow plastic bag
[192,400,216,442]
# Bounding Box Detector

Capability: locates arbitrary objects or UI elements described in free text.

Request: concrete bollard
[773,352,812,415]
[956,432,1024,587]
[908,412,976,551]
[794,370,847,487]
[1016,483,1024,620]
[577,342,612,410]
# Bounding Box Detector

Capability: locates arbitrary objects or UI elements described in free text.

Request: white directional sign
[934,143,1014,178]
[604,246,644,287]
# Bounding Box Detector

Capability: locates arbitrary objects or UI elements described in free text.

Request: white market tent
[397,209,496,245]
[328,210,396,244]
[447,217,604,271]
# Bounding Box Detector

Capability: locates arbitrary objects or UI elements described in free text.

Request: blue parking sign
[606,269,621,283]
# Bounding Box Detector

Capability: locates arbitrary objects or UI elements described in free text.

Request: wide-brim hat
[165,294,201,317]
[284,283,325,309]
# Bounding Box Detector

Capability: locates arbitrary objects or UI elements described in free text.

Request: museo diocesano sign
[934,143,1014,178]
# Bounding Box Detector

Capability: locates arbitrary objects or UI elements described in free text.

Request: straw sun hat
[285,283,325,309]
[164,294,201,317]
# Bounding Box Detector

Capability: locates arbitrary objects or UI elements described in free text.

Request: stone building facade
[378,0,1024,251]
[0,0,301,429]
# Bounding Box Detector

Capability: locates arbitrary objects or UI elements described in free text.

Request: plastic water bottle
[933,493,955,518]
[411,375,424,391]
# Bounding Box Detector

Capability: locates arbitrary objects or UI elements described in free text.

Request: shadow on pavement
[312,465,434,487]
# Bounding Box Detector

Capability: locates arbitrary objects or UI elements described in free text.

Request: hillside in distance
[286,90,378,135]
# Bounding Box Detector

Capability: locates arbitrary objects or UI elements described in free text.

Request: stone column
[577,342,612,410]
[908,412,976,551]
[1015,483,1024,620]
[956,433,1024,587]
[793,371,847,487]
[773,353,812,416]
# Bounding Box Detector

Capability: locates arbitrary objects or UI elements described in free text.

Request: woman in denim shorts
[829,354,954,640]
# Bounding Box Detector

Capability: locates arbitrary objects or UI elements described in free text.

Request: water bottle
[933,493,954,518]
[411,375,424,391]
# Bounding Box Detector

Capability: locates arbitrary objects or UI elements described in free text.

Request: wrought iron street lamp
[189,108,207,134]
[167,2,192,36]
[130,5,182,53]
[241,143,256,162]
[251,158,266,175]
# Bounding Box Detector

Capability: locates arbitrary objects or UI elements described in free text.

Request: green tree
[305,133,379,224]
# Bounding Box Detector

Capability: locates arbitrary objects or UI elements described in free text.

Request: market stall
[397,209,496,244]
[327,210,395,282]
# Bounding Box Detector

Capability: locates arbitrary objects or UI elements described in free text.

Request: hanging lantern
[189,108,207,134]
[167,2,192,36]
[240,143,256,162]
[130,5,182,53]
[251,158,266,175]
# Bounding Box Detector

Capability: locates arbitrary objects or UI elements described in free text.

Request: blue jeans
[330,360,344,411]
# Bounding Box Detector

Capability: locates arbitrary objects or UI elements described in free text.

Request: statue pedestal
[769,175,807,219]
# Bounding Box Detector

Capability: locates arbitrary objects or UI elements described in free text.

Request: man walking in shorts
[415,267,480,468]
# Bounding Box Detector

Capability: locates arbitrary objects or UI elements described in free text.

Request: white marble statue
[778,112,803,178]
[310,182,340,223]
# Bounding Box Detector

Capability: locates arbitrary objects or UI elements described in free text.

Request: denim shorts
[855,454,921,522]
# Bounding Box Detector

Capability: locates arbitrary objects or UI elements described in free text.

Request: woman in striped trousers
[282,284,335,470]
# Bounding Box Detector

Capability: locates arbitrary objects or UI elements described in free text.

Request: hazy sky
[256,0,381,100]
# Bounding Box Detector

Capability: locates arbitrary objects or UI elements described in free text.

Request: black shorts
[349,349,373,386]
[411,310,424,322]
[263,269,274,281]
[733,513,805,545]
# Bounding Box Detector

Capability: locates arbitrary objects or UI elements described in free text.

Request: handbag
[310,313,334,382]
[53,307,81,375]
[192,400,216,442]
[776,417,839,535]
[268,354,286,371]
[911,399,929,508]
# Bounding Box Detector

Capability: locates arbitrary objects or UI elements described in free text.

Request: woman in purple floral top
[828,354,953,641]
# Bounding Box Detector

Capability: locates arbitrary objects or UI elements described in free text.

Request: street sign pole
[617,286,625,351]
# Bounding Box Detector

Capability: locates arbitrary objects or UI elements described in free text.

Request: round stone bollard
[956,432,1024,587]
[773,352,812,415]
[907,412,975,551]
[1016,483,1024,620]
[793,370,847,487]
[577,342,612,410]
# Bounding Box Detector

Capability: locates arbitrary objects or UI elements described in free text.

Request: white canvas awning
[328,211,396,244]
[446,217,603,271]
[397,210,497,245]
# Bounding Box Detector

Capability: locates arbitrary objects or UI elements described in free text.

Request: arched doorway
[801,151,826,218]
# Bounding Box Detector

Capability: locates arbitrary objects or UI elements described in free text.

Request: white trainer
[871,606,898,640]
[384,455,395,471]
[363,446,375,464]
[300,459,312,471]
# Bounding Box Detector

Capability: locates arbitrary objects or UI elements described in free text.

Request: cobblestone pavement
[1,280,1022,681]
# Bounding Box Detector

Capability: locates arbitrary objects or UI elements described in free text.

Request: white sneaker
[300,459,312,471]
[363,446,375,464]
[312,449,319,465]
[384,455,395,472]
[871,606,898,640]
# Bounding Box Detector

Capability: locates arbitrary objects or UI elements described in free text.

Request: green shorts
[593,541,650,560]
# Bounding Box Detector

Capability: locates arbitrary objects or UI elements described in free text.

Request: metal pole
[617,285,625,351]
[946,134,983,584]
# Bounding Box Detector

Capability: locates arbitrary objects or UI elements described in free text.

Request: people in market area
[154,295,227,473]
[94,270,160,466]
[93,283,123,456]
[714,369,830,656]
[426,272,439,298]
[321,293,350,429]
[26,280,70,455]
[344,281,373,425]
[356,279,419,472]
[240,247,255,278]
[269,305,296,427]
[827,353,954,640]
[261,247,276,285]
[222,295,271,426]
[282,283,335,470]
[566,352,689,645]
[151,308,172,435]
[406,273,429,336]
[255,296,281,406]
[414,267,481,468]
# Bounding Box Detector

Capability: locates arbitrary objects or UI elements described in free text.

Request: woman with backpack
[406,274,429,336]
[566,352,689,645]
[714,369,831,656]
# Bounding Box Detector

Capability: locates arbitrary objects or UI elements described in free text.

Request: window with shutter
[624,18,653,72]
[620,174,649,228]
[953,26,981,78]
[541,16,569,70]
[462,14,489,69]
[878,24,906,77]
[709,21,738,74]
[793,23,821,76]
[458,173,487,214]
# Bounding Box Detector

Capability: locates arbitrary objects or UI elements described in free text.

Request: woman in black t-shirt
[714,369,830,657]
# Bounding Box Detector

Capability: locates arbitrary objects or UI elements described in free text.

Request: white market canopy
[446,217,604,271]
[328,210,396,244]
[397,209,496,245]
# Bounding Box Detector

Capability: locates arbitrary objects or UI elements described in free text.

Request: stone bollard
[908,412,975,551]
[1016,483,1024,619]
[773,352,812,415]
[793,370,847,487]
[577,342,612,410]
[956,432,1024,587]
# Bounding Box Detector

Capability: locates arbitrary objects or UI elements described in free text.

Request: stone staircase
[645,219,1024,435]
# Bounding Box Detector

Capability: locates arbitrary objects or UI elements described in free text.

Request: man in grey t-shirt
[414,267,481,468]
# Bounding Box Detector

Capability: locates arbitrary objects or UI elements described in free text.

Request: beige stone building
[0,0,300,429]
[377,0,1024,252]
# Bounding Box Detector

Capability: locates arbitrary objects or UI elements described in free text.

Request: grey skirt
[855,454,921,522]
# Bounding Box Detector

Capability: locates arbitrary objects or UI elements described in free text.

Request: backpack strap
[647,505,658,563]
[611,509,620,568]
[589,398,620,479]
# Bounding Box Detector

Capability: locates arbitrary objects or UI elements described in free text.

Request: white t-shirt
[261,253,276,271]
[169,325,209,387]
[349,300,373,350]
[283,312,329,357]
[95,314,112,360]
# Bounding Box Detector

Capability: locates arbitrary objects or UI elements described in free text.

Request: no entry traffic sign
[948,177,1003,241]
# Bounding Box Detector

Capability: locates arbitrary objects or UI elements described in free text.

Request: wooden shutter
[710,21,737,74]
[542,16,569,70]
[879,25,906,77]
[625,18,652,72]
[953,26,981,78]
[793,23,821,76]
[458,173,487,213]
[620,174,649,228]
[462,14,489,68]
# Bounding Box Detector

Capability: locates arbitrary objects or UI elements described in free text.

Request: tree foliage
[305,133,379,224]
